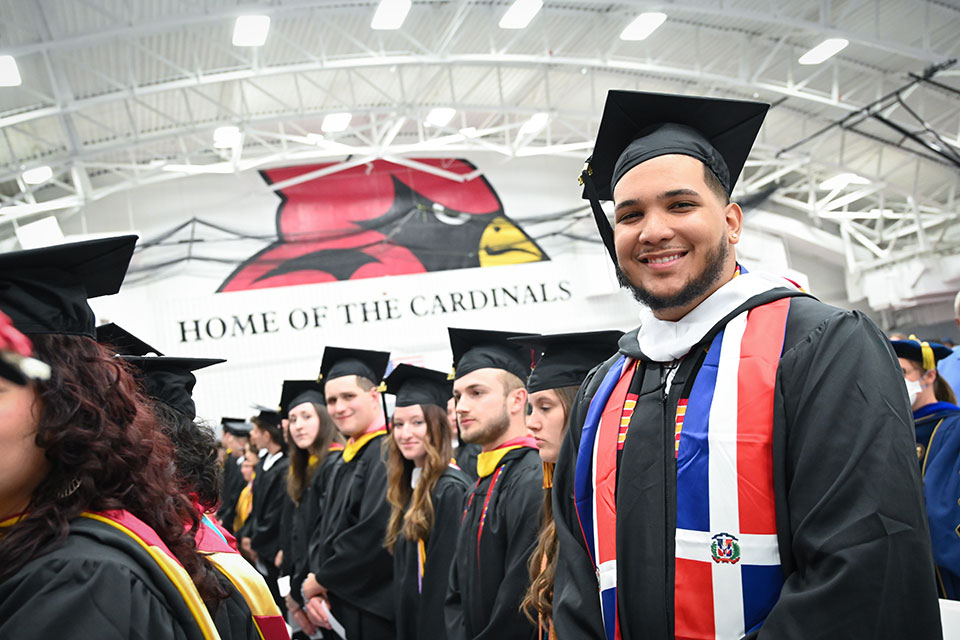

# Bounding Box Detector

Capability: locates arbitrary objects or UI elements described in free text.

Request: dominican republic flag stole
[574,297,791,640]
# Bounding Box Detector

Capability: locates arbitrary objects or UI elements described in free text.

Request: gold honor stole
[81,510,221,640]
[342,427,387,462]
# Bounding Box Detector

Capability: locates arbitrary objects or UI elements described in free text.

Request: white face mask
[904,377,923,406]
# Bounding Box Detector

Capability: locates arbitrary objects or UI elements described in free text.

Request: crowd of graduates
[2,88,960,640]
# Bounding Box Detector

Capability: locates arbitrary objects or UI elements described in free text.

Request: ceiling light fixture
[499,0,543,29]
[0,55,22,87]
[371,0,412,30]
[518,112,550,137]
[321,112,352,133]
[819,172,870,190]
[232,15,271,47]
[620,12,667,41]
[213,126,241,149]
[22,166,53,185]
[425,107,457,127]
[799,38,848,65]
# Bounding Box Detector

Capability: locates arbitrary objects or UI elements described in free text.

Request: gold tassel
[542,461,554,489]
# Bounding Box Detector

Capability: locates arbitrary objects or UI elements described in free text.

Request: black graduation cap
[280,379,326,416]
[509,330,624,394]
[221,417,253,436]
[96,322,163,356]
[891,335,953,371]
[580,91,768,263]
[319,346,391,385]
[0,235,138,337]
[251,404,282,427]
[384,364,452,408]
[448,327,536,382]
[123,355,224,420]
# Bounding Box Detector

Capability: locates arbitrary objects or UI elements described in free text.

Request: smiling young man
[444,328,542,640]
[309,346,396,639]
[552,90,941,640]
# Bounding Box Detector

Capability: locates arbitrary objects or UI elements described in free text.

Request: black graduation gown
[291,450,343,607]
[445,446,542,640]
[248,452,291,562]
[552,292,942,639]
[454,442,481,482]
[394,467,471,640]
[0,516,210,640]
[219,454,246,535]
[315,434,396,639]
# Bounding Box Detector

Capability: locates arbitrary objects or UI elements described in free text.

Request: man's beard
[462,406,511,446]
[616,236,729,312]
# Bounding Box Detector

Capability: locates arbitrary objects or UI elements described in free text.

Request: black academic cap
[280,379,326,416]
[124,355,224,420]
[448,327,536,382]
[384,364,452,408]
[96,322,164,356]
[221,417,253,436]
[509,330,624,394]
[580,91,767,263]
[250,405,282,427]
[891,335,953,371]
[0,235,138,337]
[319,346,391,385]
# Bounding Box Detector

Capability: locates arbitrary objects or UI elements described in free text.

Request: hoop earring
[57,477,81,499]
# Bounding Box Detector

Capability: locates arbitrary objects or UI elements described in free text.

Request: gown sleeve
[758,309,942,638]
[0,556,188,640]
[922,414,960,593]
[250,462,289,560]
[552,365,608,640]
[444,538,468,640]
[420,477,468,637]
[315,446,395,620]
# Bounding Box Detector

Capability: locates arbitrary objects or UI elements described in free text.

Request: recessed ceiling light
[232,15,271,47]
[0,55,21,87]
[819,172,869,190]
[213,126,241,149]
[371,0,412,30]
[22,165,53,185]
[620,12,667,41]
[799,38,849,65]
[499,0,543,29]
[321,112,352,133]
[518,112,550,136]
[425,107,457,127]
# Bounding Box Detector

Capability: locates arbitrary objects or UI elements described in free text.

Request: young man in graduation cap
[444,328,542,640]
[553,90,941,640]
[217,417,254,535]
[893,335,960,600]
[306,346,396,639]
[242,406,290,612]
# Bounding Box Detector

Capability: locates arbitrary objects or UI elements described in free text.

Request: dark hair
[252,416,284,446]
[0,334,225,610]
[384,403,453,552]
[153,402,222,513]
[521,385,579,627]
[286,401,342,504]
[934,372,957,405]
[704,164,729,205]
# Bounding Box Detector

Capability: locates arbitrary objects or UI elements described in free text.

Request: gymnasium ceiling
[0,0,958,284]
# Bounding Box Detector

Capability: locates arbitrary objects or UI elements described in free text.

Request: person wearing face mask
[383,364,470,640]
[893,335,960,599]
[511,330,623,640]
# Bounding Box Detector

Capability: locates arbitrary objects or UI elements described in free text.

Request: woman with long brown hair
[0,236,223,639]
[383,364,470,640]
[514,330,623,640]
[280,380,344,638]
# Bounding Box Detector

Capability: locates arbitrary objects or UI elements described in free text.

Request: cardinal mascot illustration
[218,159,548,292]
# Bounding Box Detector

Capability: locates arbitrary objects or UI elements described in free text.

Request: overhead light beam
[371,0,412,30]
[798,38,848,65]
[425,107,457,127]
[0,55,21,87]
[499,0,543,30]
[322,112,353,133]
[232,15,271,47]
[620,12,667,41]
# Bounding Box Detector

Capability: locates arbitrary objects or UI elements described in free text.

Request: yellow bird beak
[478,216,544,267]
